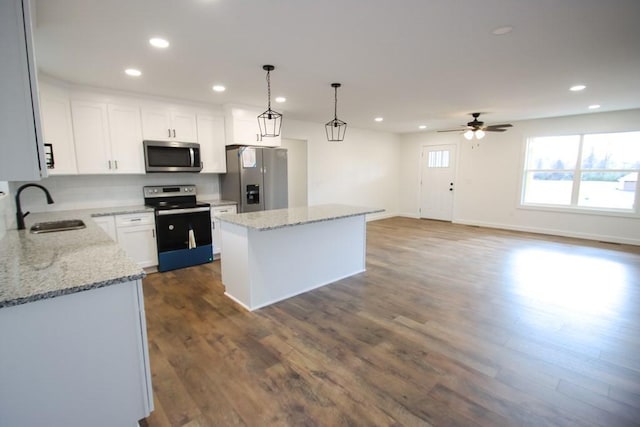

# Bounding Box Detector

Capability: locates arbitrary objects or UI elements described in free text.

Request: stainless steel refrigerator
[221,146,288,213]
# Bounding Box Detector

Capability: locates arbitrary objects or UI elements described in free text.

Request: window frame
[519,131,640,218]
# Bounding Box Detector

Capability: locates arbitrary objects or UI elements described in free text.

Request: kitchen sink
[30,219,86,234]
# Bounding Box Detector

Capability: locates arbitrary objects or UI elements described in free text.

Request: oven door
[155,207,213,272]
[155,207,212,252]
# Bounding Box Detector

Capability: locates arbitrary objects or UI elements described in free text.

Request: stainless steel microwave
[143,140,202,173]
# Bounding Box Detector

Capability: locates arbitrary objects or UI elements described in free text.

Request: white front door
[420,144,457,221]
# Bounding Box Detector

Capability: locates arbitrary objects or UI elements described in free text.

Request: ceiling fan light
[475,129,485,139]
[464,130,474,140]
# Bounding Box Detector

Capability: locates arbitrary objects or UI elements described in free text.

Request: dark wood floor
[141,217,640,426]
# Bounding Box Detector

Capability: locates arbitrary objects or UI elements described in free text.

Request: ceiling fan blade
[485,128,508,132]
[437,129,465,133]
[485,124,513,130]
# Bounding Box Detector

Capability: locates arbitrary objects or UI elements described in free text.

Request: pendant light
[325,83,347,142]
[257,65,282,138]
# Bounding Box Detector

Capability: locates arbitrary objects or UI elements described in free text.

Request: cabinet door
[93,216,117,241]
[40,94,78,175]
[226,108,281,147]
[0,0,46,181]
[71,100,111,174]
[260,134,282,147]
[233,116,262,145]
[171,111,198,142]
[108,104,145,174]
[116,224,158,268]
[140,108,172,141]
[211,205,237,256]
[197,114,226,173]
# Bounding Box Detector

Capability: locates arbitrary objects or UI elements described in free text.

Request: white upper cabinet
[72,101,145,174]
[197,114,226,173]
[224,107,281,147]
[0,0,47,181]
[40,92,78,175]
[71,100,111,174]
[107,104,145,174]
[141,108,197,142]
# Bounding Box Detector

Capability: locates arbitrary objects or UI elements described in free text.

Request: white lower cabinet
[0,280,153,426]
[92,215,117,241]
[211,205,237,258]
[115,213,158,268]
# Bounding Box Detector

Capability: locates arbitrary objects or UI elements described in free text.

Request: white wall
[283,119,400,220]
[9,174,220,215]
[399,109,640,245]
[280,138,308,208]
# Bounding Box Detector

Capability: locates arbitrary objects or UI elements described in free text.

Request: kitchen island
[219,204,383,311]
[0,210,153,427]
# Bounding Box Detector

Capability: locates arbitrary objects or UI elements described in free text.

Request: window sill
[518,203,639,219]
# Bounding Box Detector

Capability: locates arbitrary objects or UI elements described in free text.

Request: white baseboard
[453,218,640,246]
[397,212,420,219]
[366,211,398,222]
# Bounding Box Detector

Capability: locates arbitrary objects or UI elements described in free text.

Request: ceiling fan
[438,113,513,140]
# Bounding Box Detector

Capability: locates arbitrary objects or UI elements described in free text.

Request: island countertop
[218,204,384,231]
[0,210,145,309]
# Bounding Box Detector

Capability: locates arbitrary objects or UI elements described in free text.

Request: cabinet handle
[152,229,155,238]
[173,129,176,138]
[114,160,118,170]
[211,221,215,229]
[256,133,259,141]
[108,160,112,169]
[168,128,171,138]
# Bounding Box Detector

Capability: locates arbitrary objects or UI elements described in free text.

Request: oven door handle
[156,206,211,215]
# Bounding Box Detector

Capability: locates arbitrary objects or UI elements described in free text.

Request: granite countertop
[0,209,145,309]
[85,205,154,217]
[218,204,384,231]
[199,199,237,207]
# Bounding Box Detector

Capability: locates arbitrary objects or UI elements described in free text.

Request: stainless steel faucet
[15,183,54,230]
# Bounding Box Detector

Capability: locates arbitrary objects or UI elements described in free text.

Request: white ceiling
[33,0,640,134]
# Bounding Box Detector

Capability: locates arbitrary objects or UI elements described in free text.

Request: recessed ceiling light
[149,38,169,48]
[588,104,601,109]
[570,85,586,91]
[419,125,427,129]
[492,26,513,35]
[374,117,383,122]
[125,68,142,77]
[212,85,226,92]
[275,97,286,103]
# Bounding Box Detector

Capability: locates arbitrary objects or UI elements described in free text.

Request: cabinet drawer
[211,205,237,217]
[115,213,154,227]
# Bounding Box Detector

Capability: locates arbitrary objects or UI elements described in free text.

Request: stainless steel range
[144,185,212,272]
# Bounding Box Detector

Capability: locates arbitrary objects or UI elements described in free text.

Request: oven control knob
[169,225,174,230]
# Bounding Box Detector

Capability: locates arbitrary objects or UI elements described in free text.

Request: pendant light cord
[334,86,338,120]
[266,70,271,110]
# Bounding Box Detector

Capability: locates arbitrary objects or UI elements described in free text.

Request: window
[522,131,640,212]
[427,150,449,168]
